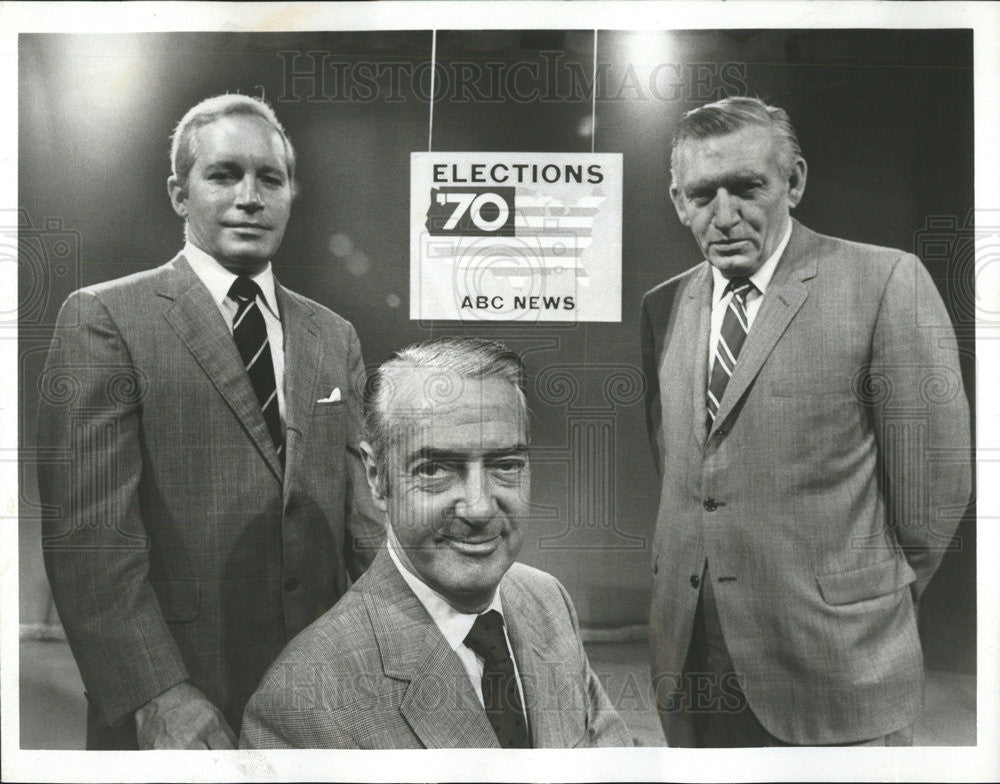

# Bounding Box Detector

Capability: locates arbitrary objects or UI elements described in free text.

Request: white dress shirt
[183,242,287,423]
[707,220,793,373]
[386,534,529,728]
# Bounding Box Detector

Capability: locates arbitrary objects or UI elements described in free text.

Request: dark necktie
[463,610,531,748]
[229,276,283,459]
[707,277,756,423]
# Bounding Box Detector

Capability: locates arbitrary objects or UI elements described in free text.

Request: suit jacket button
[284,577,299,592]
[690,574,700,589]
[703,498,718,511]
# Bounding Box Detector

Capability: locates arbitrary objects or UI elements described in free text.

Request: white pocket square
[317,387,342,403]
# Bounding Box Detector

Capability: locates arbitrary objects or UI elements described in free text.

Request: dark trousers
[86,702,138,750]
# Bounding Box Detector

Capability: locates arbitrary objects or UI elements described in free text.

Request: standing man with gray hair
[241,337,632,749]
[641,97,971,746]
[38,93,383,749]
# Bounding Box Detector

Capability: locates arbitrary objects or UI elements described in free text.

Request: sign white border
[410,152,623,322]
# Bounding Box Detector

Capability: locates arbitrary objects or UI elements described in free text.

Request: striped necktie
[464,610,532,748]
[229,276,283,460]
[707,277,756,424]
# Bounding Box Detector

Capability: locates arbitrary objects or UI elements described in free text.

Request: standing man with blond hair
[38,94,383,749]
[642,97,971,746]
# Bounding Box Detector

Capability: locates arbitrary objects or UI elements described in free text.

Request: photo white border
[2,2,997,782]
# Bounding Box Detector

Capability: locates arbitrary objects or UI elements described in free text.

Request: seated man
[240,337,632,748]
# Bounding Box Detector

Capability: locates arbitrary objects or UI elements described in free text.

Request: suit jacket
[37,253,384,746]
[640,220,971,745]
[239,547,633,748]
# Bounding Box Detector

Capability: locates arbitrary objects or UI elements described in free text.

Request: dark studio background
[18,27,975,700]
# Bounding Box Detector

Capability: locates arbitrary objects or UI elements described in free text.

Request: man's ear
[786,157,807,209]
[167,175,188,219]
[359,441,389,513]
[669,182,690,226]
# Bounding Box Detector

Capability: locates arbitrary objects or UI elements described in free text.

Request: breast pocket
[771,374,856,398]
[314,400,346,416]
[310,400,348,450]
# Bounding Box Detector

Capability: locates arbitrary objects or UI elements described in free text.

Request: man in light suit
[240,338,632,748]
[641,97,971,746]
[37,94,383,749]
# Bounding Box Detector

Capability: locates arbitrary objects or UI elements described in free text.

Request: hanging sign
[410,152,622,321]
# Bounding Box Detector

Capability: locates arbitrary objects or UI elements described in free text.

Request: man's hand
[134,682,236,749]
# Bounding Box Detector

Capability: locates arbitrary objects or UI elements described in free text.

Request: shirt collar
[386,533,505,654]
[183,241,281,320]
[711,219,793,305]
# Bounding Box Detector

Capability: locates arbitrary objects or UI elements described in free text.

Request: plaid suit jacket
[641,220,972,745]
[240,547,633,748]
[37,254,384,746]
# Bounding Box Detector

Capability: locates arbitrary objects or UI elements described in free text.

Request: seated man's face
[375,368,530,613]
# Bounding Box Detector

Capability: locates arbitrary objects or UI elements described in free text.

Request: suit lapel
[709,221,816,435]
[678,264,714,449]
[364,550,499,748]
[501,580,549,748]
[501,576,574,748]
[398,634,499,749]
[158,254,283,481]
[274,284,320,500]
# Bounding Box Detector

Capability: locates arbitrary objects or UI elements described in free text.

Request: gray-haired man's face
[362,368,530,613]
[670,125,806,278]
